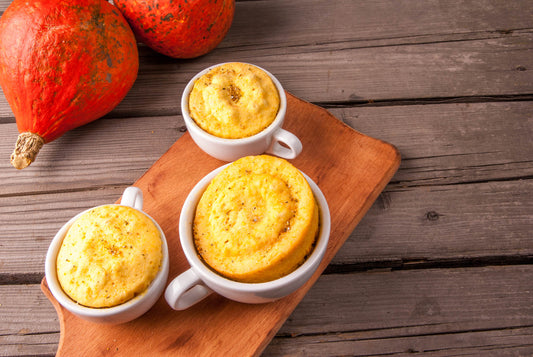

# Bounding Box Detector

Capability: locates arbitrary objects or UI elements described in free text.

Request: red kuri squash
[0,0,139,169]
[114,0,235,59]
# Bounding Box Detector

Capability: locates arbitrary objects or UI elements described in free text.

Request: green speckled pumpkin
[114,0,235,59]
[0,0,139,169]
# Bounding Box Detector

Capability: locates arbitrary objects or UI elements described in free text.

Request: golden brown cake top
[194,155,319,283]
[188,63,280,139]
[56,205,162,308]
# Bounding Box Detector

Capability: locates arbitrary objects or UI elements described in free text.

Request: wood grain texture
[0,116,184,195]
[3,265,532,356]
[265,326,533,357]
[336,179,533,264]
[331,102,533,186]
[265,265,533,356]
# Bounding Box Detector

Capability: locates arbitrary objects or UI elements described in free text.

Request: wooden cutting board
[42,93,400,356]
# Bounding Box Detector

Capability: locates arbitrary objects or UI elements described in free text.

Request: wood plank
[265,266,533,356]
[2,0,532,47]
[0,116,184,195]
[330,101,533,186]
[264,327,533,357]
[122,32,533,108]
[0,101,531,195]
[0,284,59,356]
[224,0,533,48]
[2,179,532,276]
[334,179,533,265]
[278,266,533,336]
[2,266,532,356]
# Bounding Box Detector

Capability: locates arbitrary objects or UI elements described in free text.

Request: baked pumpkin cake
[193,155,319,283]
[188,62,280,139]
[56,205,162,308]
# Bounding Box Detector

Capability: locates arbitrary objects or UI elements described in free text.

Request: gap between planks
[3,254,533,286]
[1,94,532,125]
[324,254,533,275]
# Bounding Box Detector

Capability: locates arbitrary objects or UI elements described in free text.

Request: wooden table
[1,0,532,356]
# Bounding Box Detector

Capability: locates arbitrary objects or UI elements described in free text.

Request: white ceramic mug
[181,62,302,161]
[45,187,169,324]
[164,164,330,310]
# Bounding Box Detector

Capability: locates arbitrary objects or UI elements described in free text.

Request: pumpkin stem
[10,132,45,169]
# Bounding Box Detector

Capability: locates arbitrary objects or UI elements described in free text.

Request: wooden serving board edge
[41,92,401,356]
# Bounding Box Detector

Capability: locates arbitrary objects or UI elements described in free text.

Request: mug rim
[178,163,331,294]
[180,62,288,144]
[45,203,169,320]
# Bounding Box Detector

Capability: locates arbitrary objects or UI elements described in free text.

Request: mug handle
[266,128,303,159]
[165,268,213,310]
[120,186,143,210]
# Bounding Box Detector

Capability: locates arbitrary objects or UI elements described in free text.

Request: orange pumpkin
[0,0,139,169]
[114,0,235,59]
